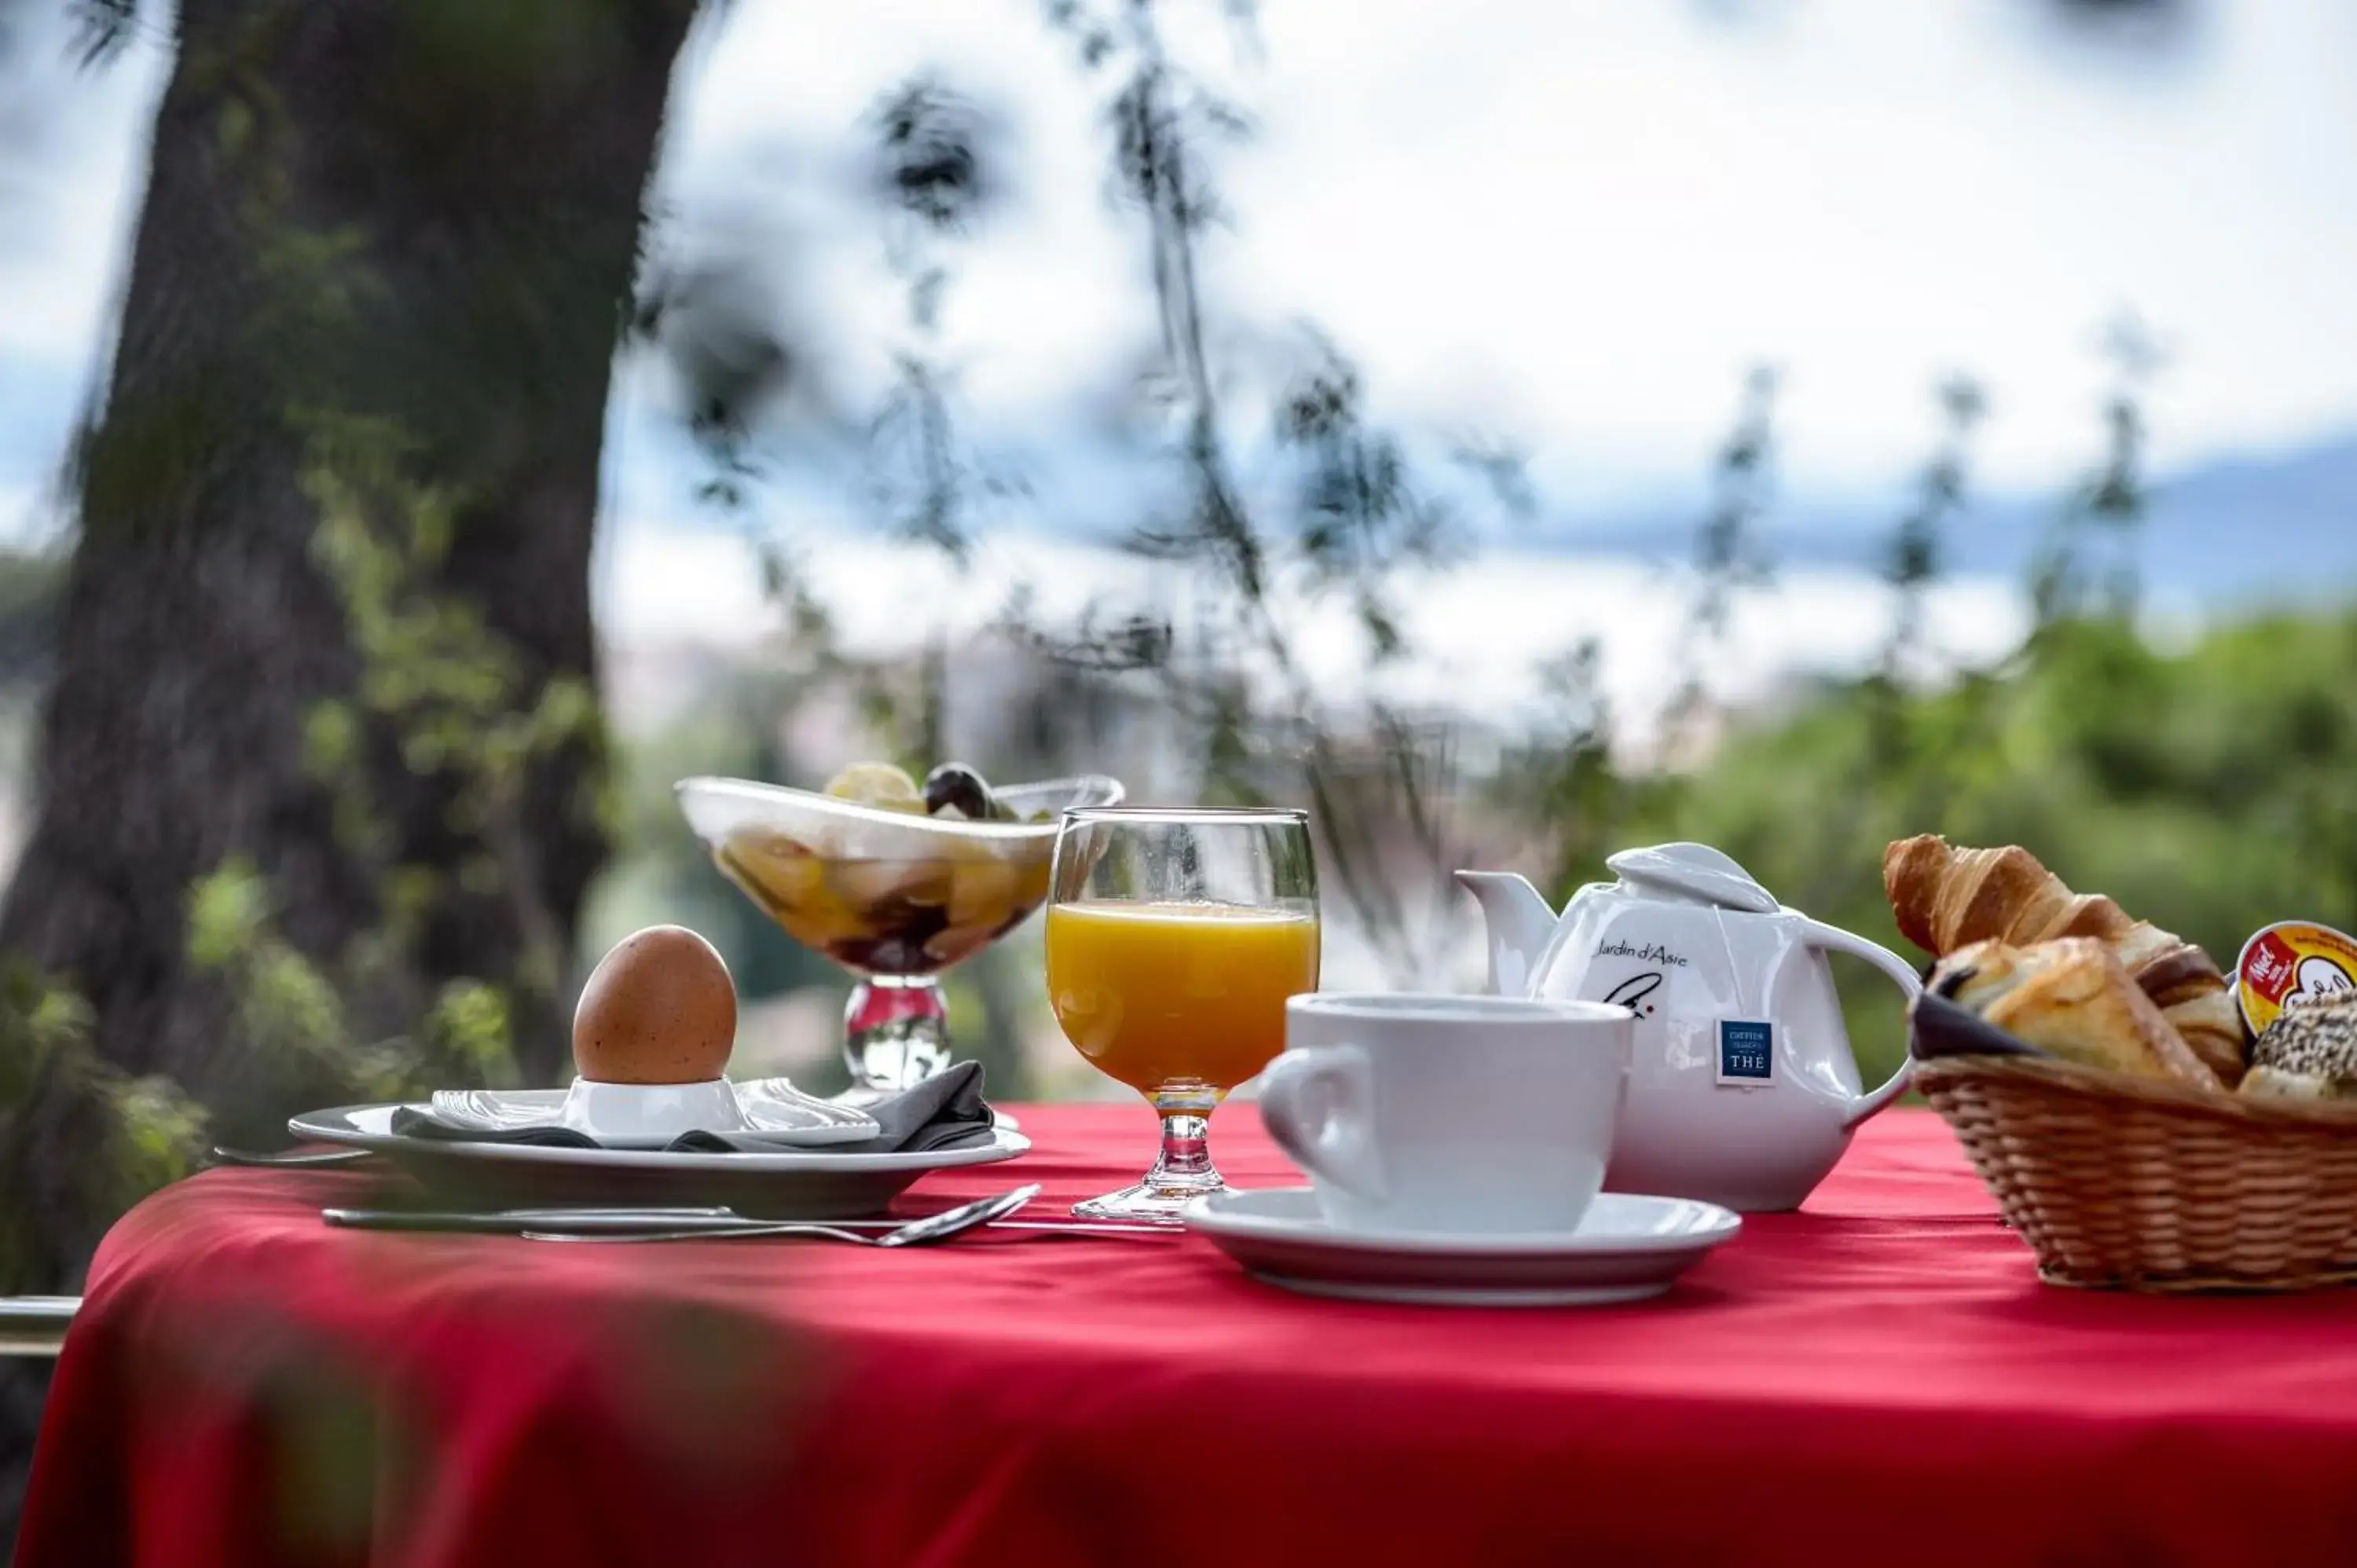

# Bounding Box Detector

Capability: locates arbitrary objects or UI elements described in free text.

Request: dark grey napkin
[1907,991,2048,1064]
[387,1061,994,1155]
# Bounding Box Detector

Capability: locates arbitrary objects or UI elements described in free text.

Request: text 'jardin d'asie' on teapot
[1457,843,1922,1212]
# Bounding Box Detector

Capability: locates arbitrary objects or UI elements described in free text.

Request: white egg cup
[560,1077,751,1145]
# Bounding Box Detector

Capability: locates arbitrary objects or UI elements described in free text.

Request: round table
[20,1105,2357,1566]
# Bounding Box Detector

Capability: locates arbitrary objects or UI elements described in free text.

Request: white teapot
[1457,842,1920,1212]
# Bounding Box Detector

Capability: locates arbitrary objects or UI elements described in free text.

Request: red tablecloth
[20,1105,2357,1567]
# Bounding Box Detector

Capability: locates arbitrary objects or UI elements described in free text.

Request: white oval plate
[289,1104,1028,1219]
[294,1103,1025,1171]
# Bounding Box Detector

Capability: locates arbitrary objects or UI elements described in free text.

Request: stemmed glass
[677,773,1123,1104]
[1044,807,1321,1222]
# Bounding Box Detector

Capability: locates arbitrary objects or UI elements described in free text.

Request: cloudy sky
[647,0,2357,504]
[2,0,2350,722]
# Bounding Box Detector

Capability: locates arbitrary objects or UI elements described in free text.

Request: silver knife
[322,1207,1173,1236]
[323,1206,741,1234]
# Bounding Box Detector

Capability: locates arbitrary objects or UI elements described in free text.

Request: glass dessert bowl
[676,770,1124,1102]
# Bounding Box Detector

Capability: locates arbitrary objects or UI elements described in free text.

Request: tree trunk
[0,0,696,1377]
[0,0,702,1537]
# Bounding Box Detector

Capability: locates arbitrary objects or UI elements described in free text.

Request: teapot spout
[1453,870,1557,998]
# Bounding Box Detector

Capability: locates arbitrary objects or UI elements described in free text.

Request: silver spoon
[521,1183,1043,1246]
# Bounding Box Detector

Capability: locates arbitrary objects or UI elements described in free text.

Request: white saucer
[428,1078,877,1149]
[1184,1188,1741,1307]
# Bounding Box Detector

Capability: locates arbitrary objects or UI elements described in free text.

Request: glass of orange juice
[1045,807,1320,1222]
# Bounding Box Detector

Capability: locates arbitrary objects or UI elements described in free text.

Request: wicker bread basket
[1910,994,2357,1293]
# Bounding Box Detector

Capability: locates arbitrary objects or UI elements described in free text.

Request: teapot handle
[1798,919,1924,1129]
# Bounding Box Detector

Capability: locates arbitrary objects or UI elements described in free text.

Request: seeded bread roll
[1930,937,2220,1088]
[2239,995,2357,1101]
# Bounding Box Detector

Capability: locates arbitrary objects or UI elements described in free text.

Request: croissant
[1884,835,2247,1085]
[1883,837,2129,950]
[1932,938,2219,1088]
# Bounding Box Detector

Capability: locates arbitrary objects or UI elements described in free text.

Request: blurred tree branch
[1662,365,1778,759]
[2033,313,2163,629]
[1017,0,1523,978]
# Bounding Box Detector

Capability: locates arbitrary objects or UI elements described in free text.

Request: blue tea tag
[1717,1018,1775,1085]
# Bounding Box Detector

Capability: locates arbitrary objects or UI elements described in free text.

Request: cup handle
[1799,919,1924,1129]
[1257,1046,1387,1200]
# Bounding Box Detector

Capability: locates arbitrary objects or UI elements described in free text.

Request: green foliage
[186,856,273,972]
[1619,612,2357,1090]
[104,1072,210,1201]
[0,962,205,1290]
[185,860,420,1102]
[427,980,518,1088]
[250,282,607,1092]
[220,399,610,1089]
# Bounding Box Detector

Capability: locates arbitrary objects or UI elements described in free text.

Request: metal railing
[0,1298,78,1357]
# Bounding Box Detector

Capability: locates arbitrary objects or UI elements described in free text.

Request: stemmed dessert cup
[677,773,1124,1105]
[1044,806,1321,1222]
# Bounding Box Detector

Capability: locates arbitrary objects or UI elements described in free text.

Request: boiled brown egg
[572,925,738,1084]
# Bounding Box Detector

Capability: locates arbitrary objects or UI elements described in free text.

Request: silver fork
[520,1183,1042,1246]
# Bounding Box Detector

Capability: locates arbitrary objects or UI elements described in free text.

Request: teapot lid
[1605,842,1778,914]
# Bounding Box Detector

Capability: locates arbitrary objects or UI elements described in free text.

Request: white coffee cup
[1258,993,1633,1235]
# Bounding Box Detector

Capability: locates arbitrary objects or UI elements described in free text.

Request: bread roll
[1886,835,2245,1083]
[1930,938,2220,1088]
[2239,995,2357,1102]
